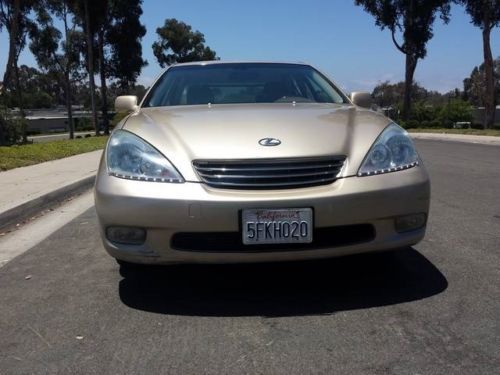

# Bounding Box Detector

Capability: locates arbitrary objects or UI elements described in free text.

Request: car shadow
[118,247,447,317]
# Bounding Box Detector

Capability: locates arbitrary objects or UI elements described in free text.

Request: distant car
[94,61,430,267]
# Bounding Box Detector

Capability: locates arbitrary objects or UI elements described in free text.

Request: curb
[0,176,95,233]
[410,133,500,146]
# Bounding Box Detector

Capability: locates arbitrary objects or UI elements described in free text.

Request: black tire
[115,259,143,270]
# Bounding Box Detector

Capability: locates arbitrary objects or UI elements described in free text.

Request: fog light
[106,226,146,245]
[395,213,426,233]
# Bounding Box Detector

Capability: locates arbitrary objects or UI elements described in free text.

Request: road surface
[1,140,499,374]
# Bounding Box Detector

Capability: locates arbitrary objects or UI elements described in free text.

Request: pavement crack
[26,324,52,349]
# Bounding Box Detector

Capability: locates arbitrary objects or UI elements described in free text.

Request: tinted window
[143,63,347,107]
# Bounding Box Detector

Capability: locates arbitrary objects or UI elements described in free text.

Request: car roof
[170,61,312,67]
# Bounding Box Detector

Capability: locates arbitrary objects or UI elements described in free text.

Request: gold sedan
[94,62,430,266]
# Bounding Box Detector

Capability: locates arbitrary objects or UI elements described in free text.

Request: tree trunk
[0,121,5,146]
[65,71,75,139]
[402,53,418,120]
[84,0,99,136]
[482,23,495,129]
[98,29,110,135]
[13,62,27,143]
[63,8,74,139]
[2,0,21,90]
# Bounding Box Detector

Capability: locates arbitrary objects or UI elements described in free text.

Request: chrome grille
[192,156,346,189]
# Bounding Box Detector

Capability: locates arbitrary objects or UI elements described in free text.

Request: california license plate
[242,208,313,245]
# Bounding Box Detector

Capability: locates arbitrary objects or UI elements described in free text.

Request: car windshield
[142,63,348,107]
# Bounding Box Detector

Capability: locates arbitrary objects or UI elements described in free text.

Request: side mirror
[115,95,138,113]
[350,92,372,109]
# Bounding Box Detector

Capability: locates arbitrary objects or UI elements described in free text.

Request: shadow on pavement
[118,247,447,317]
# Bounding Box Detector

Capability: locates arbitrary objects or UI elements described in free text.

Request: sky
[0,0,499,94]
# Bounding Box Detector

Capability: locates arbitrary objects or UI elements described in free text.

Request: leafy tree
[65,0,147,135]
[408,100,438,123]
[29,0,86,138]
[463,57,500,108]
[68,0,102,135]
[0,0,34,89]
[95,0,147,134]
[354,0,451,120]
[152,19,218,67]
[0,0,36,144]
[456,1,500,128]
[106,0,147,91]
[2,65,57,108]
[437,98,473,127]
[372,80,441,108]
[0,105,25,144]
[107,82,147,102]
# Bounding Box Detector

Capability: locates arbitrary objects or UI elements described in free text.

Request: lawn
[0,136,108,171]
[408,128,500,137]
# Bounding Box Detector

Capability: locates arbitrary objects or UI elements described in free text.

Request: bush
[409,101,437,123]
[111,112,129,127]
[0,107,24,146]
[429,119,442,128]
[402,119,420,129]
[438,99,473,128]
[420,120,431,128]
[74,117,94,131]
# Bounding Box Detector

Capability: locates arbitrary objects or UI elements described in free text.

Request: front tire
[116,259,144,270]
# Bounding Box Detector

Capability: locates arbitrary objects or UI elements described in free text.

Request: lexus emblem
[259,138,281,146]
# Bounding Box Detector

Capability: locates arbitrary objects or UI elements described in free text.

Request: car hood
[121,103,391,181]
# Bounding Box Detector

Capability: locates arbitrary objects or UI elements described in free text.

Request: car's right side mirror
[350,92,372,109]
[115,95,139,113]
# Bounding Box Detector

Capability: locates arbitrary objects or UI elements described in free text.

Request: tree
[68,0,147,135]
[0,0,35,144]
[68,0,101,135]
[456,1,500,128]
[95,0,147,134]
[354,0,451,120]
[372,80,437,108]
[0,0,34,89]
[463,57,500,108]
[437,98,473,126]
[2,65,57,108]
[30,0,86,138]
[152,19,218,67]
[106,0,147,91]
[83,0,98,135]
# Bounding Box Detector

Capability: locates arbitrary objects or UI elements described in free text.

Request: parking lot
[0,139,499,374]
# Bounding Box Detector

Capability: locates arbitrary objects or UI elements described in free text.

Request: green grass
[408,128,500,137]
[0,136,108,171]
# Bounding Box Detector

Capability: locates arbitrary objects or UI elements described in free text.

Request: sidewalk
[0,150,102,231]
[410,132,500,145]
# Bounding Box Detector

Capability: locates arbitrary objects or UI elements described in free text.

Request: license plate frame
[242,208,313,245]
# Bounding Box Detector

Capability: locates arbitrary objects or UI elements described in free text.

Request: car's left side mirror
[115,95,139,113]
[350,92,372,109]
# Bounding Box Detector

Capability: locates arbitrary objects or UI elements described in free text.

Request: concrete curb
[0,176,95,232]
[410,132,500,146]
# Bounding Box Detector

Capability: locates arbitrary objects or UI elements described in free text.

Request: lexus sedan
[94,61,430,266]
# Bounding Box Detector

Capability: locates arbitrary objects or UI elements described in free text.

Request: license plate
[242,208,313,245]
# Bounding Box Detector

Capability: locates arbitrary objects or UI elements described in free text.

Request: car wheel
[116,259,143,270]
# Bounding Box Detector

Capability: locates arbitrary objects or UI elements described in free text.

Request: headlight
[106,130,184,183]
[358,123,419,177]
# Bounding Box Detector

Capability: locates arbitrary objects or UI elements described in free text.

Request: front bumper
[94,159,430,265]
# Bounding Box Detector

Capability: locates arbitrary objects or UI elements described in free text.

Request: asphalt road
[1,140,499,374]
